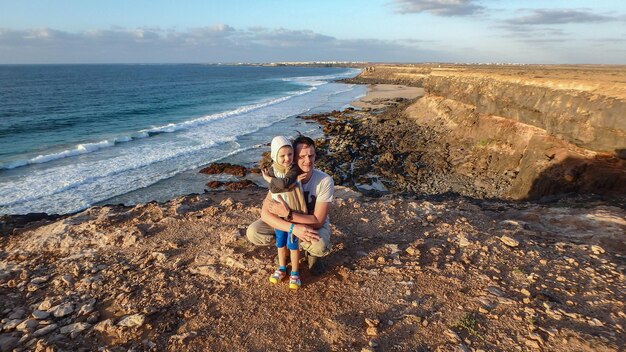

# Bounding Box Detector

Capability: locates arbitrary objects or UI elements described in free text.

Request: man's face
[295,144,316,173]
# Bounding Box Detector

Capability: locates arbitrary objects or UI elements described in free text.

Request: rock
[486,286,505,297]
[405,247,419,256]
[29,276,49,285]
[188,265,226,283]
[366,326,378,336]
[93,319,115,334]
[500,235,519,247]
[32,324,57,337]
[8,309,26,320]
[199,163,247,177]
[458,237,470,247]
[225,180,255,191]
[591,245,605,254]
[121,233,137,248]
[365,318,379,336]
[528,332,544,345]
[520,288,531,297]
[0,334,19,352]
[524,338,541,349]
[32,311,49,320]
[77,303,95,316]
[224,257,246,270]
[50,303,74,318]
[151,252,167,262]
[37,300,53,311]
[365,318,380,327]
[220,198,234,207]
[16,319,38,332]
[60,275,74,286]
[117,314,145,328]
[59,322,91,337]
[2,320,21,331]
[169,331,198,344]
[445,329,461,342]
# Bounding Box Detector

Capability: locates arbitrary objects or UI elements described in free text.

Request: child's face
[277,146,293,167]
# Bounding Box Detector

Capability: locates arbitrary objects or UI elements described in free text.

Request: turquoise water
[0,65,365,214]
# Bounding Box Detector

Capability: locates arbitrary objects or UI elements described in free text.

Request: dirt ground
[0,187,624,351]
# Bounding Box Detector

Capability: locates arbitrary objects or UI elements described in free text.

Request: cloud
[497,24,567,38]
[508,8,616,25]
[391,0,484,16]
[0,25,455,64]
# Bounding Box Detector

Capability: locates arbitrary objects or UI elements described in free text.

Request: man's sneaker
[307,253,326,276]
[288,274,301,290]
[269,269,286,284]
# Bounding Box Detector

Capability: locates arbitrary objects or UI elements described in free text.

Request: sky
[0,0,625,64]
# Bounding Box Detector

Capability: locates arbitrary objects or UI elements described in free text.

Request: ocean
[0,64,365,215]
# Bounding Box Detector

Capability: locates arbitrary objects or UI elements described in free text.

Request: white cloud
[391,0,485,16]
[508,9,615,25]
[0,25,452,64]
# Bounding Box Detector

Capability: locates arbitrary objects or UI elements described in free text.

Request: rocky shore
[1,64,625,351]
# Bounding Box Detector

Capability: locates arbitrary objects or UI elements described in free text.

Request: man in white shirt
[246,136,334,275]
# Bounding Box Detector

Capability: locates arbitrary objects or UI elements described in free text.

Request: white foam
[0,88,313,171]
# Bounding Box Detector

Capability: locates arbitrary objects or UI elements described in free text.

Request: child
[262,136,308,289]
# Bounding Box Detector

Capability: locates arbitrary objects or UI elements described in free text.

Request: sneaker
[269,269,286,284]
[307,253,326,276]
[288,274,301,290]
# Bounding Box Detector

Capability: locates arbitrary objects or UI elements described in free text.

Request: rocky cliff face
[354,65,626,200]
[424,70,626,154]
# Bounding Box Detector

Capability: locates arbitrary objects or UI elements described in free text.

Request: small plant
[476,139,491,148]
[452,312,482,339]
[513,266,526,275]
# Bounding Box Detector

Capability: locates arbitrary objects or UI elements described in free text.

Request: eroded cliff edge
[350,65,626,200]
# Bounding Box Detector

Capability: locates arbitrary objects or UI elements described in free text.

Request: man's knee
[303,240,330,257]
[302,226,331,257]
[246,219,274,246]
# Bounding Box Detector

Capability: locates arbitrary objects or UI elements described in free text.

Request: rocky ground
[1,187,624,351]
[1,66,625,351]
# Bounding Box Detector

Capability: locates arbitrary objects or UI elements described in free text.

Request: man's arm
[266,197,330,229]
[260,192,320,241]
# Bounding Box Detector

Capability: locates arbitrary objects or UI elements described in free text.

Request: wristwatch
[286,209,293,221]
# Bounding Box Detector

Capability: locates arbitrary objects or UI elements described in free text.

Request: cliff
[348,65,626,200]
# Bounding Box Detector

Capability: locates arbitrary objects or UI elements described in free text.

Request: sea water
[0,65,365,215]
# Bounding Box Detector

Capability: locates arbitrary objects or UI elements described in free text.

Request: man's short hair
[293,135,316,151]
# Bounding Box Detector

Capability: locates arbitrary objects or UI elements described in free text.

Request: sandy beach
[351,84,424,109]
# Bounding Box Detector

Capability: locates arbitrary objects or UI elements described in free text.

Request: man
[246,135,334,275]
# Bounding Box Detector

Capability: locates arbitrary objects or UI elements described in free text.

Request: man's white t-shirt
[300,169,334,226]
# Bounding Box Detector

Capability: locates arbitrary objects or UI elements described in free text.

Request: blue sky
[1,0,625,64]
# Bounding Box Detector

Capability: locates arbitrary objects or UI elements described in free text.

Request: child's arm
[261,168,273,184]
[268,167,299,193]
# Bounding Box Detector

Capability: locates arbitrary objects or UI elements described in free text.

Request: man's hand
[292,224,320,243]
[263,197,289,218]
[297,173,307,182]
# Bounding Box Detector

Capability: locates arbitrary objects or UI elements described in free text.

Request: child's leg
[287,232,301,289]
[270,230,289,284]
[275,230,289,267]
